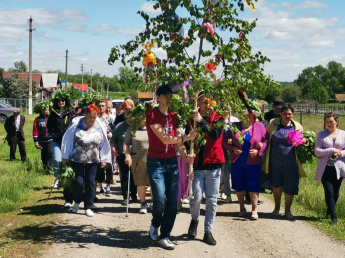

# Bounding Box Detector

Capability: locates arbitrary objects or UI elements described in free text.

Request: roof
[73,83,88,91]
[335,94,345,102]
[41,73,59,88]
[2,72,42,87]
[138,92,154,99]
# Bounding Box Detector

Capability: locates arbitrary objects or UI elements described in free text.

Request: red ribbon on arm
[238,88,256,124]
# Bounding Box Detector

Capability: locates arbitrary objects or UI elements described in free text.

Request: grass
[1,113,345,256]
[0,114,65,257]
[107,91,128,100]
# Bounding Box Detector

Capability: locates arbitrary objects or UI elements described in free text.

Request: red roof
[2,72,42,87]
[73,83,88,91]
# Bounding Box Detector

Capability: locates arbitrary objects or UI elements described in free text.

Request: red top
[146,107,179,158]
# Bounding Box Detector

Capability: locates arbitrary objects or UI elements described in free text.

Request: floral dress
[71,118,104,163]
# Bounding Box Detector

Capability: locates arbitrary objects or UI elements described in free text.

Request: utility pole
[65,50,68,91]
[81,63,84,89]
[28,17,34,115]
[90,69,93,92]
[107,83,109,99]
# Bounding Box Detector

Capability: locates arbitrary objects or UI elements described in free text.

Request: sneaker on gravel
[91,204,99,210]
[159,238,175,250]
[64,202,72,209]
[285,211,294,219]
[121,199,128,206]
[203,231,216,246]
[149,224,159,241]
[85,209,94,217]
[239,209,247,217]
[181,196,190,204]
[188,219,198,239]
[272,209,280,216]
[139,203,148,214]
[71,203,80,213]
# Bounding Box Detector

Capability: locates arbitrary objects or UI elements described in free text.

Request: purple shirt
[314,129,345,180]
[222,121,267,165]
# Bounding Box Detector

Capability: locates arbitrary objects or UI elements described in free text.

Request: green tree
[302,77,329,104]
[7,61,28,73]
[281,84,301,103]
[108,0,279,118]
[0,72,38,99]
[67,86,82,100]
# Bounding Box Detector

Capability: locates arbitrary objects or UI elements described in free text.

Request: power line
[1,21,28,68]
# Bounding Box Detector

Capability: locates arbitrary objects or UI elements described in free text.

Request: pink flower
[202,22,215,35]
[286,130,303,147]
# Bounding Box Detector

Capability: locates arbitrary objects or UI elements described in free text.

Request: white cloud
[91,24,141,36]
[303,41,335,47]
[139,2,162,14]
[295,0,328,9]
[64,24,86,32]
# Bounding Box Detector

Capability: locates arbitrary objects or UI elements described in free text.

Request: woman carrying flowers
[314,112,345,226]
[222,114,267,220]
[262,104,308,219]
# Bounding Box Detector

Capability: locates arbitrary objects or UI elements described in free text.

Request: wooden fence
[264,104,345,115]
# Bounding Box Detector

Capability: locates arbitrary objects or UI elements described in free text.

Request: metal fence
[264,104,345,115]
[0,98,40,114]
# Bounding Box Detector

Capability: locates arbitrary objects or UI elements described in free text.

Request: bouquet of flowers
[286,130,304,146]
[287,130,316,164]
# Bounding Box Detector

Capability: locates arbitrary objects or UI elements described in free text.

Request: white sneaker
[139,203,148,214]
[221,193,227,200]
[149,224,159,241]
[181,196,190,204]
[224,195,232,203]
[85,209,94,217]
[52,179,59,189]
[159,237,175,250]
[64,202,72,209]
[71,203,80,213]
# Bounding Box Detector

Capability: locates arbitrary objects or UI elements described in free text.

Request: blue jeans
[52,142,62,178]
[190,168,221,232]
[147,157,178,239]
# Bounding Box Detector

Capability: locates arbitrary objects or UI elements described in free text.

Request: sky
[0,0,344,82]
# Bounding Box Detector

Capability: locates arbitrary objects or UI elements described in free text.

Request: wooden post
[300,110,303,125]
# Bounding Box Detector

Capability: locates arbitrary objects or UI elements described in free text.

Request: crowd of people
[3,86,345,250]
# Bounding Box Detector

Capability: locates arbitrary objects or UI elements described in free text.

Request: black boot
[330,217,338,226]
[188,219,198,238]
[203,231,216,246]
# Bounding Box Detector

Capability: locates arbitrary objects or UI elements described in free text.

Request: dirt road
[40,182,344,258]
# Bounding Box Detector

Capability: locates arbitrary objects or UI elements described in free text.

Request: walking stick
[47,177,58,199]
[126,166,131,217]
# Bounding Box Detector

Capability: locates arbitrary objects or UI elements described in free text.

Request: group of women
[45,87,344,250]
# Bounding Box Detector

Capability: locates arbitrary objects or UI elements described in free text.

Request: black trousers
[117,153,137,200]
[71,161,98,210]
[8,133,27,161]
[321,166,343,219]
[40,141,53,174]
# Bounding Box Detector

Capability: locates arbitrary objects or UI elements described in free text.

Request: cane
[47,177,58,199]
[126,166,131,217]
